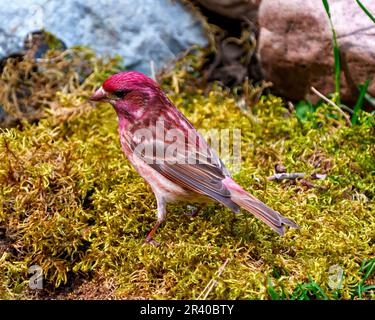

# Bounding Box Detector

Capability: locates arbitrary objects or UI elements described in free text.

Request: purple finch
[91,71,299,246]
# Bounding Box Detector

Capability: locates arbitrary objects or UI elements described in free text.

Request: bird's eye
[113,90,129,99]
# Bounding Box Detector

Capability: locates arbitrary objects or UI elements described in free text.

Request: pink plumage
[91,71,299,246]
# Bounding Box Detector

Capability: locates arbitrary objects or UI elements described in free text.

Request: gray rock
[0,0,207,74]
[0,105,6,122]
[258,0,375,104]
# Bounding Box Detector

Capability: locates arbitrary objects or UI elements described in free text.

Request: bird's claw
[183,205,200,217]
[144,237,160,247]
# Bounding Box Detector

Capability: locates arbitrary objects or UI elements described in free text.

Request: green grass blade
[322,0,331,17]
[357,258,375,297]
[357,284,363,298]
[361,258,375,271]
[294,285,310,300]
[356,0,375,23]
[322,0,341,105]
[362,258,375,282]
[352,79,370,125]
[308,274,329,300]
[267,277,281,300]
[280,285,287,300]
[333,47,341,105]
[364,93,375,107]
[362,285,375,292]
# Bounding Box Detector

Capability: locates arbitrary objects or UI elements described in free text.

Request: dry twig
[149,60,156,81]
[267,173,305,181]
[311,173,327,180]
[197,258,230,300]
[300,179,327,190]
[310,86,351,126]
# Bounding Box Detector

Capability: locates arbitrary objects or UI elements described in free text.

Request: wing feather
[125,104,240,212]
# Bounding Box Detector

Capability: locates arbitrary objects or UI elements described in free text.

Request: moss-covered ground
[0,48,374,299]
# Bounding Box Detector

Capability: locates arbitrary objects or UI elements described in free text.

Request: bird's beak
[90,86,108,101]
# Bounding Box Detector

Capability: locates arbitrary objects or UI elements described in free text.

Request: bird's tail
[223,178,299,235]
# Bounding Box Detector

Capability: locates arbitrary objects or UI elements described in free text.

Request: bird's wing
[126,106,240,212]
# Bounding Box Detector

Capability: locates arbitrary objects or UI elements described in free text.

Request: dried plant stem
[311,86,351,126]
[150,60,156,81]
[300,179,327,190]
[197,258,230,300]
[267,173,305,181]
[36,49,75,63]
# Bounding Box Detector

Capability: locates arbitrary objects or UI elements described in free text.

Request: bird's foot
[183,205,201,218]
[144,237,160,247]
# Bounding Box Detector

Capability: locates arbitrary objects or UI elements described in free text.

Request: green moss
[0,48,374,300]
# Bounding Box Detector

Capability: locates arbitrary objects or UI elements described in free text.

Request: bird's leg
[144,196,166,247]
[144,220,162,247]
[183,204,202,218]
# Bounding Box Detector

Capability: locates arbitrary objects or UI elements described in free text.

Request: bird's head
[90,71,161,119]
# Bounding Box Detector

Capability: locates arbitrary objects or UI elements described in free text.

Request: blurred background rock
[194,0,375,106]
[0,0,374,118]
[0,0,208,74]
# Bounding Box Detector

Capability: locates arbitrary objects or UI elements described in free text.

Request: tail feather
[231,192,299,236]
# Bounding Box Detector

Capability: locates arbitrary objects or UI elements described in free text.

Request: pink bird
[91,71,299,246]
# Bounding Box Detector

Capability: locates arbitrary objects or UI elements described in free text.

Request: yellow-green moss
[0,48,374,300]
